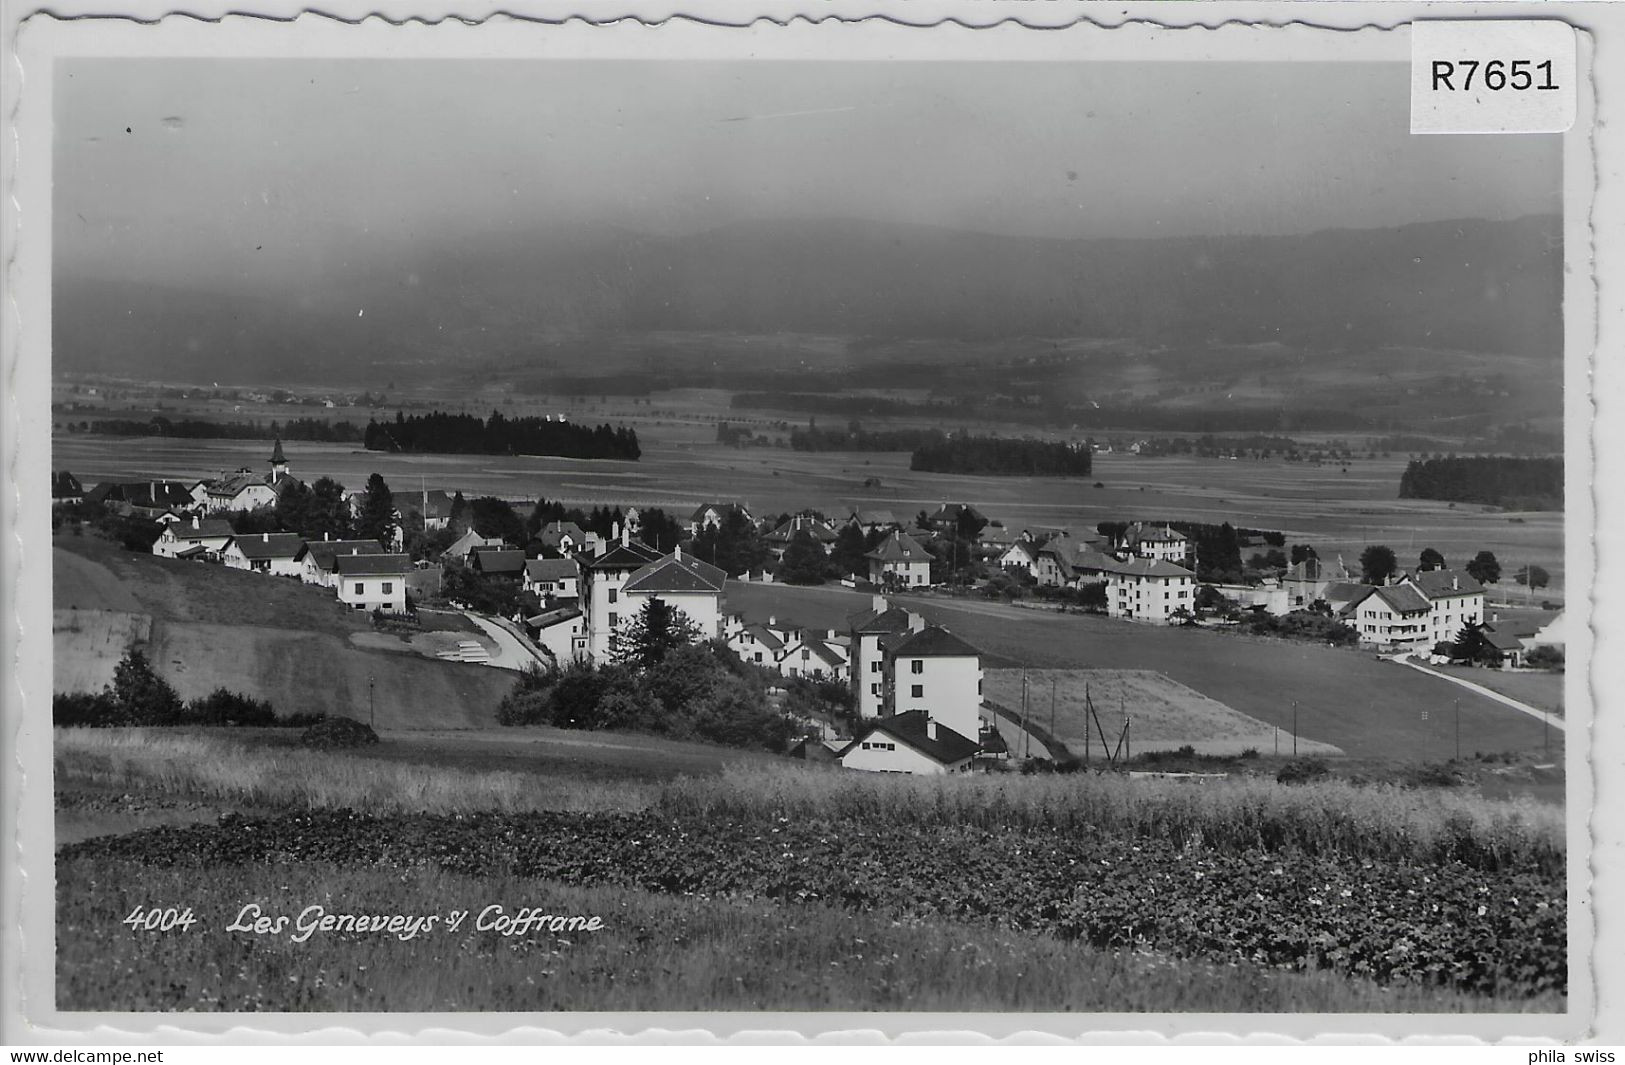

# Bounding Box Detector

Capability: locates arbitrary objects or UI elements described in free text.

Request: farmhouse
[837,709,979,775]
[847,597,919,720]
[52,471,83,506]
[523,557,580,599]
[87,480,197,519]
[296,538,388,588]
[865,530,931,588]
[884,624,984,741]
[151,515,236,560]
[1104,558,1198,623]
[1339,584,1433,651]
[1400,569,1486,648]
[221,531,306,577]
[334,553,413,614]
[998,540,1040,578]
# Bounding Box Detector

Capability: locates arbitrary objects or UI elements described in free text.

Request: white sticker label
[1411,20,1576,134]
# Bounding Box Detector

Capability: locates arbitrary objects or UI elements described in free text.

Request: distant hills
[54,214,1562,386]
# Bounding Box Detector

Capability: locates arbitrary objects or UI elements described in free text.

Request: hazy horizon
[56,58,1562,301]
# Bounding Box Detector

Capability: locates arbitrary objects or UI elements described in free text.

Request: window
[608,588,618,604]
[354,583,364,595]
[911,684,923,699]
[382,582,393,595]
[802,649,810,661]
[870,683,881,696]
[871,661,881,673]
[911,659,923,674]
[609,613,618,628]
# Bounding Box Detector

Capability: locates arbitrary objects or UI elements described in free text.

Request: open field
[52,610,151,694]
[53,536,514,727]
[56,858,1561,1013]
[983,668,1340,758]
[54,426,1566,596]
[1432,665,1565,716]
[725,581,1567,766]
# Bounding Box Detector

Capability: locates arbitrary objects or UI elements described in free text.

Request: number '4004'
[1431,59,1559,92]
[122,905,198,932]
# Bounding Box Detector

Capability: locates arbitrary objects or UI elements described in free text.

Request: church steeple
[269,438,289,483]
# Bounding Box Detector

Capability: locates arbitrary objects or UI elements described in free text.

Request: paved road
[463,613,550,672]
[1394,657,1565,732]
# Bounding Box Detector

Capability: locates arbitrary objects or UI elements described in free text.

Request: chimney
[927,719,938,740]
[191,514,199,530]
[324,532,330,542]
[621,524,630,547]
[674,543,683,561]
[262,532,269,542]
[909,613,926,633]
[1453,576,1459,591]
[768,615,776,627]
[872,594,887,613]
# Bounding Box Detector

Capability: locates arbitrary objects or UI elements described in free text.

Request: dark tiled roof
[298,539,387,571]
[1106,557,1195,579]
[1121,521,1187,545]
[1407,569,1485,600]
[1481,625,1529,652]
[524,558,579,581]
[887,625,981,660]
[472,548,527,575]
[334,553,414,577]
[738,624,786,652]
[1346,584,1432,615]
[169,519,236,541]
[584,541,665,571]
[623,552,728,594]
[849,509,897,526]
[865,530,928,563]
[840,709,980,766]
[787,637,844,667]
[228,532,306,560]
[526,606,583,629]
[1323,581,1370,604]
[847,605,915,634]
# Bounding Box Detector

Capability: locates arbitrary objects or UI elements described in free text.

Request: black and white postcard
[1,4,1617,1046]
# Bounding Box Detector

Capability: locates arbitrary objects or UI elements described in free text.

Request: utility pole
[1292,700,1298,757]
[1454,698,1460,761]
[1050,677,1057,752]
[1274,725,1279,757]
[369,674,376,731]
[1022,668,1030,760]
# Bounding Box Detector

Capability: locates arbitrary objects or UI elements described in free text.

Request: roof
[930,503,986,524]
[584,540,665,571]
[784,637,844,667]
[92,481,196,510]
[886,625,981,660]
[525,606,583,629]
[1286,558,1326,582]
[999,541,1038,562]
[1105,557,1195,579]
[849,509,897,526]
[334,553,414,577]
[473,548,527,575]
[1322,581,1370,604]
[736,624,786,652]
[270,438,287,464]
[406,489,456,520]
[978,727,1010,755]
[524,558,579,581]
[167,518,236,541]
[847,605,916,634]
[839,710,980,767]
[690,502,748,523]
[623,551,728,595]
[173,544,208,559]
[865,530,929,563]
[540,521,587,544]
[52,471,83,497]
[1481,625,1529,652]
[1121,521,1187,545]
[1344,584,1432,615]
[1406,569,1485,600]
[766,516,838,543]
[207,469,300,500]
[227,532,305,560]
[298,539,388,571]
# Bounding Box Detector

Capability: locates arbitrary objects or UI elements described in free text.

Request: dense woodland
[787,423,938,452]
[363,411,640,460]
[1398,456,1562,510]
[912,436,1093,477]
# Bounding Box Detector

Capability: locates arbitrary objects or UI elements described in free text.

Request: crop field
[54,425,1566,596]
[725,582,1567,767]
[55,738,1567,1013]
[1431,666,1565,716]
[983,668,1340,758]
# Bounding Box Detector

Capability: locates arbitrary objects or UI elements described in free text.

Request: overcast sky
[55,58,1563,293]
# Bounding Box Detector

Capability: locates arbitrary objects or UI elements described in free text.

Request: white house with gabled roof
[334,553,413,614]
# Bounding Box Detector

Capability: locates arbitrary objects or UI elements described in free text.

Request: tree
[1513,564,1550,591]
[355,473,396,547]
[469,496,525,546]
[307,477,353,540]
[1466,550,1502,585]
[449,491,470,535]
[830,523,868,579]
[777,530,830,586]
[110,646,182,726]
[611,596,703,670]
[273,479,315,536]
[636,508,683,554]
[1359,544,1398,585]
[1419,547,1446,572]
[1448,621,1504,667]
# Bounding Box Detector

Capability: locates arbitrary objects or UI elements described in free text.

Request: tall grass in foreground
[55,729,656,816]
[659,763,1566,874]
[56,858,1563,1013]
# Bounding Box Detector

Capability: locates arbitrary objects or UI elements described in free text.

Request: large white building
[296,538,388,587]
[865,530,932,588]
[1339,583,1433,651]
[579,539,727,663]
[201,439,303,514]
[1401,569,1487,647]
[847,597,917,720]
[1104,558,1198,623]
[883,624,984,742]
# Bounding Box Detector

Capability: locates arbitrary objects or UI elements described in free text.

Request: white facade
[1106,569,1197,623]
[889,653,982,740]
[838,735,956,775]
[531,611,586,664]
[869,555,930,587]
[151,521,233,559]
[337,572,408,614]
[1348,593,1431,650]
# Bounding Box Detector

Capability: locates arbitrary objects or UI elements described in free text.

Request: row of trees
[912,436,1093,477]
[69,416,364,443]
[363,411,640,460]
[788,421,938,453]
[1399,456,1563,510]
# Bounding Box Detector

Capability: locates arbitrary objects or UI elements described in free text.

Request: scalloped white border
[0,4,1612,1046]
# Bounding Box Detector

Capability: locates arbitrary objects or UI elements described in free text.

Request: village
[48,436,1567,776]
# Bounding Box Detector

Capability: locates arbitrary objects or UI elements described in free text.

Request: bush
[1276,758,1330,785]
[300,715,379,748]
[1525,645,1564,671]
[182,688,278,727]
[53,691,118,727]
